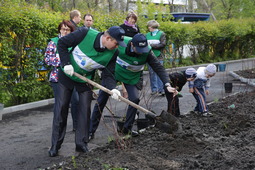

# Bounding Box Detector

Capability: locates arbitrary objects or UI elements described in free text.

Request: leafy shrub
[1,2,255,107]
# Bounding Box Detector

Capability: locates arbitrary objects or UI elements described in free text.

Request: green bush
[0,3,62,106]
[1,2,255,107]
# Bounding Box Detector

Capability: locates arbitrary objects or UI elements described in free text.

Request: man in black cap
[48,26,126,157]
[90,33,177,138]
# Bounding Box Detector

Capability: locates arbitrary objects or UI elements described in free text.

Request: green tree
[210,0,255,20]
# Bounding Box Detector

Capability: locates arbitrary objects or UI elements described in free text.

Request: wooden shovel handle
[73,72,156,118]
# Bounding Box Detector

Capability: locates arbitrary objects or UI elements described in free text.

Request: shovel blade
[155,110,182,134]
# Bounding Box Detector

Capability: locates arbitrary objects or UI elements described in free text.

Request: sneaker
[122,128,139,137]
[159,91,165,96]
[207,112,213,116]
[89,133,94,141]
[151,91,157,95]
[190,110,199,114]
[202,112,208,116]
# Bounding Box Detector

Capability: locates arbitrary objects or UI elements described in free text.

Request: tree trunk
[72,0,76,9]
[108,0,113,12]
[126,0,130,12]
[168,0,174,13]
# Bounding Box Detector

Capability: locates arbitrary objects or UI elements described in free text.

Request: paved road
[0,58,254,170]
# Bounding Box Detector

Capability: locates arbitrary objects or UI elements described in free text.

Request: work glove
[111,89,121,101]
[97,70,102,78]
[63,65,74,76]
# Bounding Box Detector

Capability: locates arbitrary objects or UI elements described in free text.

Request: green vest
[50,37,71,69]
[63,29,117,83]
[50,37,59,47]
[50,36,73,54]
[115,37,150,85]
[146,30,163,57]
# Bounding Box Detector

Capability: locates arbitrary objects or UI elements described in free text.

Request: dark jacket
[120,24,140,37]
[70,20,79,30]
[169,71,187,91]
[57,27,118,92]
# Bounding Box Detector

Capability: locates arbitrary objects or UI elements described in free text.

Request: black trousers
[50,81,92,149]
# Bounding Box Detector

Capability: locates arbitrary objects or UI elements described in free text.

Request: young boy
[189,64,217,116]
[166,68,197,117]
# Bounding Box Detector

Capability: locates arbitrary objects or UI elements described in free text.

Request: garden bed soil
[48,90,255,170]
[235,68,255,78]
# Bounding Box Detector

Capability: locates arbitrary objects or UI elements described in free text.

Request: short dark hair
[83,13,93,20]
[126,12,138,22]
[58,20,75,33]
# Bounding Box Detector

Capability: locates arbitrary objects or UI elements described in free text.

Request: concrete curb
[0,88,109,120]
[229,71,255,87]
[143,57,255,74]
[1,98,55,118]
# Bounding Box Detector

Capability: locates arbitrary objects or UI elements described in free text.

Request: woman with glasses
[44,20,79,146]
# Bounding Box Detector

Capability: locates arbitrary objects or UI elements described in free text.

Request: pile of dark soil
[47,91,255,170]
[235,69,255,78]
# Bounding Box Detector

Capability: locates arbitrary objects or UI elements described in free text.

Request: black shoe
[76,144,89,153]
[122,128,139,137]
[89,133,94,141]
[159,91,165,96]
[130,130,139,137]
[48,146,58,157]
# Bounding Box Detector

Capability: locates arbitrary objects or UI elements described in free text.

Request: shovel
[73,72,182,134]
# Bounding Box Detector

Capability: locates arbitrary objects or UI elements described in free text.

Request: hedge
[0,4,255,106]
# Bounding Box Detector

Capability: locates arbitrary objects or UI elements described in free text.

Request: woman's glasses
[61,28,71,32]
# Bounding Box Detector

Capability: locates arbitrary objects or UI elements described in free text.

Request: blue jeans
[148,60,164,93]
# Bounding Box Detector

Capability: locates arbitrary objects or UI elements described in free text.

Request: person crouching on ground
[166,68,197,117]
[189,64,217,116]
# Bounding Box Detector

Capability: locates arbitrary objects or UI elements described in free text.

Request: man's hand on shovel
[111,89,121,101]
[73,72,182,134]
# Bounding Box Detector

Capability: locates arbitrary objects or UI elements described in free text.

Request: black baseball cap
[107,26,126,47]
[131,33,150,53]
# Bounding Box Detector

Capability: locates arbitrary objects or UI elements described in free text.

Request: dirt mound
[47,91,255,170]
[235,69,255,78]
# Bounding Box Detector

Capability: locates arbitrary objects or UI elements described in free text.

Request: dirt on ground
[46,89,255,170]
[235,69,255,78]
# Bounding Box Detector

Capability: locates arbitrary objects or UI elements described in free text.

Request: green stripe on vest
[146,31,163,57]
[50,37,59,46]
[62,29,117,83]
[115,36,150,85]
